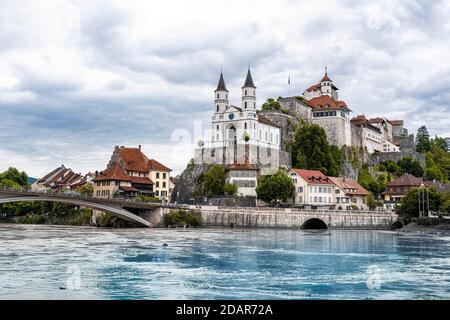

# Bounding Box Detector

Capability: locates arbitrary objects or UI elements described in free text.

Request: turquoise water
[0,224,449,300]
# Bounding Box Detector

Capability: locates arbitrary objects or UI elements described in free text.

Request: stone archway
[301,218,328,230]
[391,221,403,230]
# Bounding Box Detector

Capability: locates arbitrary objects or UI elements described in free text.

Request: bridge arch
[0,196,152,227]
[391,221,403,230]
[301,218,328,230]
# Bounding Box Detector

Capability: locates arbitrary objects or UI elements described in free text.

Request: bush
[164,209,202,228]
[223,183,238,196]
[18,214,46,224]
[96,213,129,228]
[135,195,162,202]
[411,217,440,226]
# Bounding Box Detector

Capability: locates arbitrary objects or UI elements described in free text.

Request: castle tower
[241,68,256,111]
[214,71,229,114]
[320,67,339,100]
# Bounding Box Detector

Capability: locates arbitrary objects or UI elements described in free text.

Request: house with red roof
[382,174,424,211]
[287,168,336,208]
[93,145,172,200]
[328,176,370,210]
[31,165,91,192]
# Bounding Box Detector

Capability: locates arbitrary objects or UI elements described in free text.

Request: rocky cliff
[171,161,212,204]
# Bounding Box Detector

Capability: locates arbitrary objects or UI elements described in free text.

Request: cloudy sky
[1,0,450,178]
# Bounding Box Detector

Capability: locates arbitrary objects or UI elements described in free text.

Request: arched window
[217,105,219,112]
[245,101,247,109]
[217,125,219,130]
[217,93,220,99]
[244,122,247,129]
[245,90,247,95]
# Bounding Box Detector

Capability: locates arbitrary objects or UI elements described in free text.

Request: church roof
[215,72,228,92]
[242,68,256,88]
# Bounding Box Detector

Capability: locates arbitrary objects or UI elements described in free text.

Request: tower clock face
[228,113,234,120]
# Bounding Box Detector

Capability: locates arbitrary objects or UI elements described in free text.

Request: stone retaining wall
[194,206,398,229]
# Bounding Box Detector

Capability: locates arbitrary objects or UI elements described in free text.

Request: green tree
[202,165,227,196]
[75,183,94,196]
[396,187,442,217]
[377,160,403,177]
[223,183,238,196]
[292,124,341,176]
[256,170,295,204]
[440,192,450,215]
[357,166,385,198]
[415,126,431,153]
[397,157,424,177]
[431,136,448,153]
[0,167,29,187]
[424,153,444,181]
[260,98,289,115]
[426,148,450,182]
[367,193,382,209]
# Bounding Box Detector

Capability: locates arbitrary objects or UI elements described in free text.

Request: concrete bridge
[0,188,168,227]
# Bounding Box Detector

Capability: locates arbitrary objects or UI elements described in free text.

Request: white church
[194,69,281,196]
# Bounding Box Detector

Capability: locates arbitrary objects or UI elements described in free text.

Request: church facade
[194,69,281,195]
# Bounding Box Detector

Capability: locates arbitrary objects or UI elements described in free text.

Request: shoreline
[398,222,450,236]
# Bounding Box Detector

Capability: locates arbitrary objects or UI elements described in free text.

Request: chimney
[139,144,141,151]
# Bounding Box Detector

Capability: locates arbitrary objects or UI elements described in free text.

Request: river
[0,224,449,300]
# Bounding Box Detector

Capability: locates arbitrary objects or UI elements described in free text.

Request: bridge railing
[0,185,164,207]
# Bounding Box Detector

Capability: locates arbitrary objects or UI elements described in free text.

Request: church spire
[242,67,256,88]
[321,66,332,82]
[215,71,228,92]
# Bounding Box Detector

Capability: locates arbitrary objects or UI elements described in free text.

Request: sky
[1,0,450,178]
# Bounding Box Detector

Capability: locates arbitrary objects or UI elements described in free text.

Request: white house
[288,168,335,209]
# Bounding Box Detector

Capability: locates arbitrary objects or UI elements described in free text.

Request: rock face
[171,161,212,204]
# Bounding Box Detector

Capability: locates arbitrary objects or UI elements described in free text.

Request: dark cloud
[0,0,449,177]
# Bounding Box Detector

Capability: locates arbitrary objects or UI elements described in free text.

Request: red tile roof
[94,163,130,181]
[93,163,154,185]
[37,166,64,183]
[321,72,332,82]
[305,95,348,111]
[290,169,334,185]
[148,159,172,172]
[328,177,369,196]
[387,174,423,187]
[117,147,151,172]
[351,114,369,126]
[130,176,154,185]
[119,186,139,192]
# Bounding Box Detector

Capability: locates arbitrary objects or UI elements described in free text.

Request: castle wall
[312,116,348,147]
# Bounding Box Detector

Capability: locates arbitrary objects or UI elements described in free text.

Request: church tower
[214,71,229,114]
[241,68,256,111]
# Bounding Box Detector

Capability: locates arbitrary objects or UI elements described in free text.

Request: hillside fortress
[193,67,409,196]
